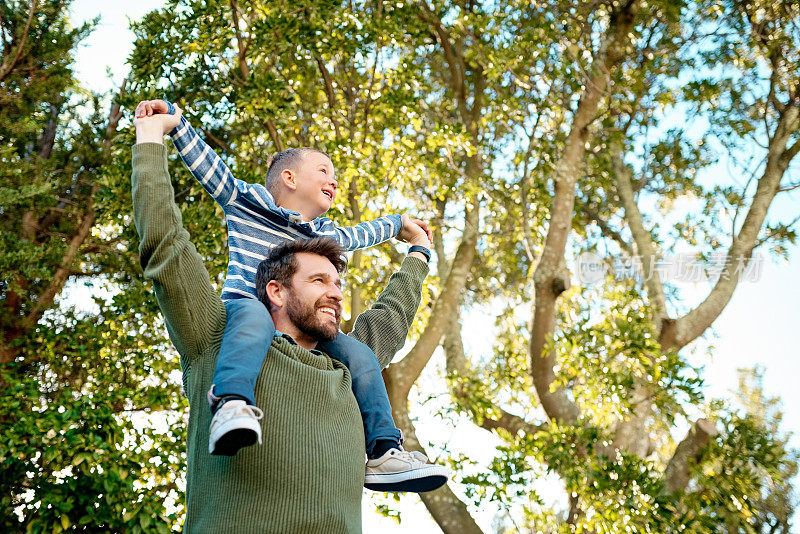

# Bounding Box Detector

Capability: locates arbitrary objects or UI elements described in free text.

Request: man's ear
[281,169,297,192]
[265,280,285,308]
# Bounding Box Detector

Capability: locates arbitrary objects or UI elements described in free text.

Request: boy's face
[294,152,338,216]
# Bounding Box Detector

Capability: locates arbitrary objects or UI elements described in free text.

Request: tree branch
[663,418,717,493]
[201,127,234,153]
[391,202,479,397]
[229,0,250,80]
[441,303,545,439]
[314,55,342,138]
[667,104,800,351]
[264,118,283,152]
[37,102,60,159]
[360,43,382,142]
[479,409,544,437]
[518,102,552,263]
[104,80,126,144]
[418,2,469,121]
[781,134,800,167]
[2,82,125,363]
[612,145,668,320]
[23,184,99,330]
[37,82,126,234]
[581,204,634,255]
[0,0,38,84]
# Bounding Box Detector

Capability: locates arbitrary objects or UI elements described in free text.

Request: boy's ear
[281,169,297,192]
[265,280,284,308]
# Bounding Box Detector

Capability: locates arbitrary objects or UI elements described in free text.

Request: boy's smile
[295,152,338,217]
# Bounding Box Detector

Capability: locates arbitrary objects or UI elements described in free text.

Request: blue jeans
[214,298,402,457]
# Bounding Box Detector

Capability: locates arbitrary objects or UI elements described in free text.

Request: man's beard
[284,293,340,342]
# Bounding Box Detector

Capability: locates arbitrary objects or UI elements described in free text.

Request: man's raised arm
[132,111,225,359]
[349,226,432,369]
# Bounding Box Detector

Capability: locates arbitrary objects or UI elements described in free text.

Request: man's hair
[256,237,347,308]
[264,148,330,197]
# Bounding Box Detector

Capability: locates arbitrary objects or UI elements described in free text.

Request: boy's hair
[264,147,330,198]
[255,237,347,309]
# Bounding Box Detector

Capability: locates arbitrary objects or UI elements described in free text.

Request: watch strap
[408,245,431,263]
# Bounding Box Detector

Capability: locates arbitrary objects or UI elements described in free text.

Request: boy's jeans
[213,298,402,457]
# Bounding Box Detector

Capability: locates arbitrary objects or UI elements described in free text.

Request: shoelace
[391,448,429,464]
[238,405,264,420]
[217,402,264,422]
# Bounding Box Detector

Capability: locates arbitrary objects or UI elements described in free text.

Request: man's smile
[314,291,342,323]
[319,306,336,319]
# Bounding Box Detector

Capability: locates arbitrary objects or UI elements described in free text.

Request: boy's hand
[135,99,172,118]
[133,102,182,144]
[397,214,433,248]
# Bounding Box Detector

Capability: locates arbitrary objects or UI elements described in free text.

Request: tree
[1,1,183,531]
[421,0,800,530]
[732,368,798,533]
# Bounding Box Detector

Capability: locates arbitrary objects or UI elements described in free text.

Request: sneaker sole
[364,466,449,493]
[209,416,262,456]
[210,428,259,456]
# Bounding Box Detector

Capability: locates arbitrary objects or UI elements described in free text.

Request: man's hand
[132,101,181,144]
[396,214,433,248]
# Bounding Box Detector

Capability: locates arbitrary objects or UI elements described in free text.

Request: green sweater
[131,143,428,533]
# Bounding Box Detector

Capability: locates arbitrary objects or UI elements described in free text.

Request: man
[132,112,436,532]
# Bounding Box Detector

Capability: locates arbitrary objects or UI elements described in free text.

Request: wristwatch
[408,245,431,263]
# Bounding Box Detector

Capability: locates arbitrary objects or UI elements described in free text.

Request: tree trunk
[530,0,640,424]
[385,374,485,534]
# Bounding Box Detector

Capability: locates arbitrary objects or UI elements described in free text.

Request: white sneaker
[364,447,449,492]
[208,400,264,456]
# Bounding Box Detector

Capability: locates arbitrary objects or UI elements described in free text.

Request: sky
[69,0,799,531]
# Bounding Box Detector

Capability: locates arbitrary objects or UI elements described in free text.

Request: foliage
[1,1,185,530]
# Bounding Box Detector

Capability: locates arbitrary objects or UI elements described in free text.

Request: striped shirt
[170,116,402,301]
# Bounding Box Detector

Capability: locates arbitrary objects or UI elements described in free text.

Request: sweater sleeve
[349,256,428,369]
[131,142,226,360]
[169,116,241,208]
[315,214,403,252]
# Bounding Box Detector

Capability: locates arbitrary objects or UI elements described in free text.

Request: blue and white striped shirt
[170,117,402,301]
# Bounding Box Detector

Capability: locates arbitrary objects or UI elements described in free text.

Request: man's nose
[326,284,343,302]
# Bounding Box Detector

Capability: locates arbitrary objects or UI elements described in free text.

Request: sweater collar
[274,330,324,356]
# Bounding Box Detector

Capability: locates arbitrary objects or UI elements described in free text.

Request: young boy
[134,100,447,493]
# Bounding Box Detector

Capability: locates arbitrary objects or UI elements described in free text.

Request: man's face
[294,152,338,216]
[282,252,343,342]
